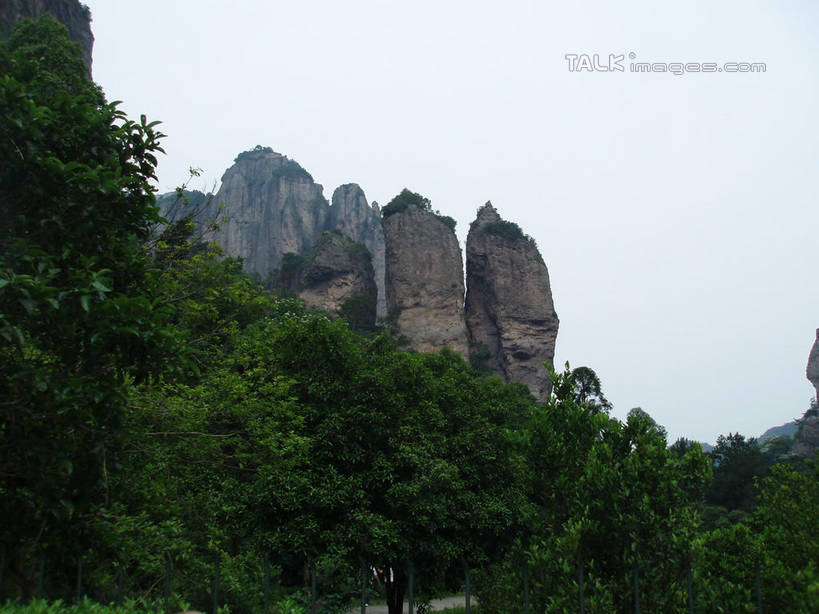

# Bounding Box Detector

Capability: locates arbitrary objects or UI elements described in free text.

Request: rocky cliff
[382,193,469,356]
[278,231,377,330]
[0,0,94,73]
[328,184,386,318]
[807,329,819,402]
[464,202,559,400]
[157,149,389,313]
[201,147,329,276]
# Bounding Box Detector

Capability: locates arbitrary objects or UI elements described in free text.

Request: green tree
[570,365,612,414]
[478,367,710,613]
[0,16,168,597]
[705,433,768,526]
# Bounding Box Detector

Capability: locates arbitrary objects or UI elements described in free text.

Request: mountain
[382,197,469,356]
[158,148,561,398]
[758,421,799,443]
[464,202,559,400]
[157,147,387,317]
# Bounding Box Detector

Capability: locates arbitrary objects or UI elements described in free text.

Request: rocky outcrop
[807,329,819,402]
[279,231,377,330]
[328,184,386,318]
[0,0,94,73]
[793,413,819,458]
[464,202,559,400]
[383,198,469,356]
[201,147,329,277]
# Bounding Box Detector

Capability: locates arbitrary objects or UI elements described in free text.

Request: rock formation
[278,231,377,330]
[807,329,819,402]
[382,196,469,356]
[156,153,562,397]
[157,150,389,315]
[201,147,329,276]
[328,184,386,318]
[792,413,819,459]
[0,0,94,73]
[464,202,559,400]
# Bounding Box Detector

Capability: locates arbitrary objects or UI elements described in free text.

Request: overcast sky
[87,0,819,444]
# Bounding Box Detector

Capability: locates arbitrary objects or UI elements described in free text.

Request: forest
[1,16,818,614]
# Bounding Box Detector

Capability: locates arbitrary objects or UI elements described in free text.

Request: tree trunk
[383,565,406,614]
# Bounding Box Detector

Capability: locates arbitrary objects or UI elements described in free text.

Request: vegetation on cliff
[1,16,818,614]
[382,188,456,231]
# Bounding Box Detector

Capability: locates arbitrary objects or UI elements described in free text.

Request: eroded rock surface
[464,202,559,400]
[793,413,819,458]
[328,184,386,318]
[279,231,377,330]
[201,147,329,277]
[383,204,468,356]
[807,329,819,402]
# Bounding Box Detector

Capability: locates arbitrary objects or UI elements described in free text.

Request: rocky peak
[329,184,386,318]
[465,205,559,400]
[474,201,501,224]
[200,146,329,276]
[382,194,469,356]
[807,329,819,402]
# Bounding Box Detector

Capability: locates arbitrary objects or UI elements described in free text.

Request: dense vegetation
[2,16,818,614]
[381,188,456,231]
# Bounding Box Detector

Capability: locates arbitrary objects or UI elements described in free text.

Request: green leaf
[80,294,91,312]
[19,298,35,314]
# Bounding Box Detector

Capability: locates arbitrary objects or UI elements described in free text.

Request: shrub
[482,220,527,243]
[381,188,431,218]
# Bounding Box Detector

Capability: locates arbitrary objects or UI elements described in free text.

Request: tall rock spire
[807,329,819,403]
[465,202,559,400]
[329,184,386,318]
[382,194,469,356]
[201,147,329,276]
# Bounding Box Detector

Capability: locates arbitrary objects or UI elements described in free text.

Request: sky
[86,0,819,444]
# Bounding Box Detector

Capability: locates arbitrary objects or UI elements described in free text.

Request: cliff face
[328,184,386,318]
[464,202,559,400]
[202,147,329,276]
[279,231,377,330]
[0,0,94,73]
[155,151,561,395]
[807,329,819,402]
[383,204,469,356]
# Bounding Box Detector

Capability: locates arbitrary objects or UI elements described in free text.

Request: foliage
[437,215,457,231]
[481,220,527,243]
[569,366,612,414]
[380,189,456,231]
[477,365,710,613]
[0,598,164,614]
[381,188,430,218]
[234,144,274,162]
[338,294,377,333]
[0,15,103,105]
[271,160,313,182]
[468,342,494,375]
[4,13,819,614]
[0,15,171,598]
[704,433,768,526]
